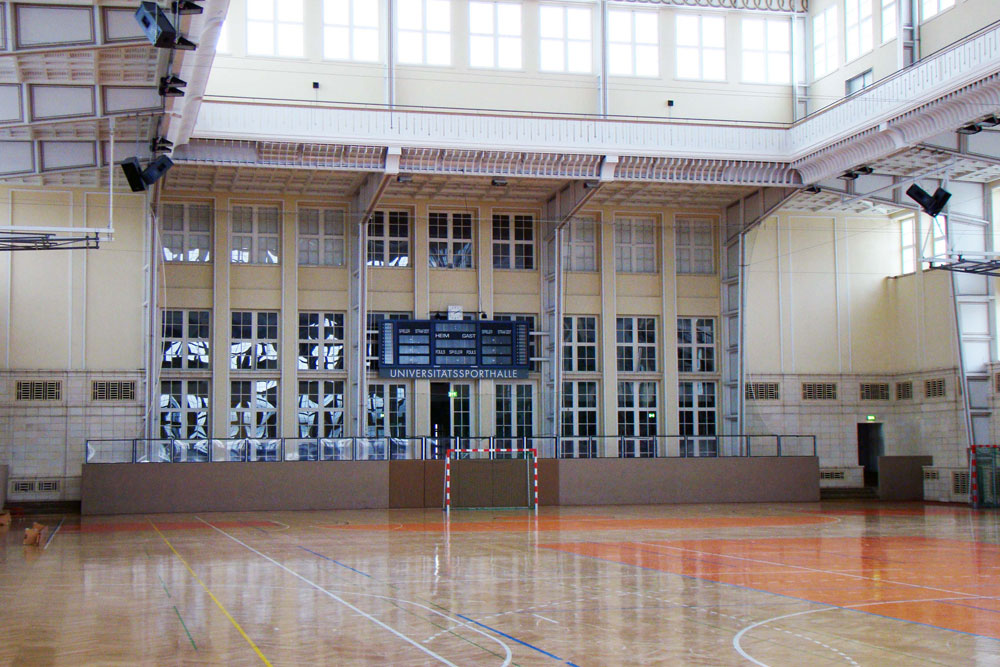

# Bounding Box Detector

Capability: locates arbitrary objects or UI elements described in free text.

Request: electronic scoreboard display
[378,320,530,379]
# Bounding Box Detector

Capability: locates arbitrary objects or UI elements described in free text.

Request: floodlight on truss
[0,230,101,252]
[924,252,1000,277]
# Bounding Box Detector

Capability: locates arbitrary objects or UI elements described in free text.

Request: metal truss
[926,253,1000,277]
[0,231,101,252]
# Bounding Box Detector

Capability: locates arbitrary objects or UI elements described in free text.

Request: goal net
[444,448,538,511]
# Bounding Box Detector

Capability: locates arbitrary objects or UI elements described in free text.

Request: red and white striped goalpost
[444,448,538,513]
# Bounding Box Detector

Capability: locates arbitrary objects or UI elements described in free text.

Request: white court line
[195,516,512,667]
[732,607,851,667]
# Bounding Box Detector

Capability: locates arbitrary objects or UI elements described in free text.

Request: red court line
[322,515,835,533]
[540,537,1000,639]
[62,520,276,533]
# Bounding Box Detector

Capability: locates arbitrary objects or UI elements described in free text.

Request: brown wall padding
[423,460,446,508]
[451,460,530,508]
[0,465,7,509]
[492,460,530,507]
[81,462,390,515]
[389,461,426,508]
[538,459,559,505]
[878,456,934,501]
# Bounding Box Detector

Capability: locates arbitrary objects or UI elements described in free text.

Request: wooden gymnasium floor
[2,502,1000,665]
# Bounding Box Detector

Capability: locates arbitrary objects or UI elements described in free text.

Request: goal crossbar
[444,448,538,512]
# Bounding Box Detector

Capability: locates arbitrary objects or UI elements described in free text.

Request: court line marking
[733,607,855,667]
[458,614,580,666]
[173,605,198,651]
[194,517,475,667]
[299,546,373,578]
[149,520,273,666]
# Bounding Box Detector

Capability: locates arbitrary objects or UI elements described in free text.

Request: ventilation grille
[923,470,939,481]
[11,480,34,493]
[15,381,61,401]
[92,380,136,401]
[860,382,890,401]
[925,378,946,398]
[745,382,779,400]
[820,470,846,480]
[896,381,913,400]
[953,470,970,496]
[36,480,60,493]
[802,382,837,400]
[10,479,61,495]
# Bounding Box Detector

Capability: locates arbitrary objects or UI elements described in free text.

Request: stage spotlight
[491,178,507,186]
[120,155,174,193]
[396,174,413,183]
[957,123,982,135]
[158,74,187,97]
[150,137,174,154]
[172,0,204,14]
[906,184,951,217]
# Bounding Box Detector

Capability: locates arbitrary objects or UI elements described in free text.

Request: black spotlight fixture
[396,174,412,183]
[120,155,174,193]
[490,177,507,186]
[957,123,982,135]
[158,74,187,97]
[906,184,951,217]
[172,0,204,14]
[841,165,873,180]
[804,185,821,194]
[135,2,197,50]
[150,136,174,154]
[979,114,1000,128]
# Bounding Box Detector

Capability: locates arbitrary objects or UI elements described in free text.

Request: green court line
[158,573,171,598]
[173,605,198,650]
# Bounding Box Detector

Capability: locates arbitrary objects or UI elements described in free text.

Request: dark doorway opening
[857,423,884,488]
[430,382,451,458]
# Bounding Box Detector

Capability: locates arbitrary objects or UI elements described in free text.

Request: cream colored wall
[0,186,147,371]
[919,0,1000,55]
[745,212,953,376]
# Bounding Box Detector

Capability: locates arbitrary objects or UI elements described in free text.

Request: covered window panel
[298,207,345,266]
[562,217,597,271]
[231,204,281,264]
[675,216,714,274]
[615,216,656,273]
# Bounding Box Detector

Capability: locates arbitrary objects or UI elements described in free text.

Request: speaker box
[120,157,147,192]
[141,155,174,186]
[135,2,178,49]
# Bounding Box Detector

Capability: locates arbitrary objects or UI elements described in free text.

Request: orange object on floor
[0,511,10,528]
[23,522,47,546]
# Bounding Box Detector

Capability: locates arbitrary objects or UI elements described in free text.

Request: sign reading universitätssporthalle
[378,319,530,379]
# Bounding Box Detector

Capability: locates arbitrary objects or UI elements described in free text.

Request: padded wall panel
[15,5,94,49]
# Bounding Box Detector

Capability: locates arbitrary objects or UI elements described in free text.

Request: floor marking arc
[148,520,273,666]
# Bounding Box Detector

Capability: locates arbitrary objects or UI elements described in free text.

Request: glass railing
[85,434,816,463]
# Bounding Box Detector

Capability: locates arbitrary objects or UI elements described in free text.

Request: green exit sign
[866,415,877,422]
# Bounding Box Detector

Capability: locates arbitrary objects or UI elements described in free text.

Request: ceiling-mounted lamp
[172,0,204,14]
[906,184,951,217]
[491,177,507,187]
[582,180,600,189]
[841,165,874,180]
[150,137,174,154]
[158,74,187,97]
[957,123,982,135]
[134,1,197,50]
[120,155,174,193]
[978,114,1000,128]
[396,174,413,183]
[804,185,821,194]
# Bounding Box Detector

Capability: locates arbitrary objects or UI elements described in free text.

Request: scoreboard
[378,320,530,379]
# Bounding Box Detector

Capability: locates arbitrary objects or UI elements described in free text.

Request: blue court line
[539,544,1000,644]
[43,517,64,550]
[457,614,580,666]
[298,546,373,578]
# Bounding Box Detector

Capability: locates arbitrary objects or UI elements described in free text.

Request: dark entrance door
[857,423,884,487]
[430,382,451,458]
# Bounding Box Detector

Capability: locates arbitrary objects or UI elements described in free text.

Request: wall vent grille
[92,380,135,401]
[860,382,890,401]
[896,381,913,400]
[953,471,971,496]
[36,479,60,493]
[745,382,779,400]
[802,382,837,400]
[925,378,946,398]
[15,381,61,401]
[820,470,846,480]
[11,480,34,493]
[923,470,939,481]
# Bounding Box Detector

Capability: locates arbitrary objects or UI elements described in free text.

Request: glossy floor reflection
[1,502,998,665]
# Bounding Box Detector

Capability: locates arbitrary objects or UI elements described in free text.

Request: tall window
[367,210,410,266]
[495,383,533,449]
[298,313,345,370]
[677,318,715,373]
[679,381,717,457]
[618,381,658,458]
[159,380,209,440]
[493,213,534,269]
[161,202,211,262]
[617,317,656,373]
[539,4,591,73]
[469,1,521,69]
[742,18,790,84]
[675,14,725,81]
[563,316,598,372]
[881,0,898,42]
[900,215,916,274]
[230,380,278,438]
[675,216,714,274]
[232,205,280,264]
[813,5,838,79]
[922,0,954,21]
[562,217,597,271]
[297,380,345,438]
[246,0,304,57]
[845,0,874,61]
[398,0,451,65]
[161,310,210,370]
[561,381,598,458]
[615,217,656,273]
[921,213,947,267]
[428,212,474,268]
[607,8,658,77]
[298,207,345,266]
[231,311,279,370]
[367,384,407,437]
[323,0,379,61]
[367,312,411,370]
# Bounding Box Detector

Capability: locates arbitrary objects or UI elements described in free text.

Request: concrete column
[280,199,298,438]
[211,197,231,439]
[599,210,618,454]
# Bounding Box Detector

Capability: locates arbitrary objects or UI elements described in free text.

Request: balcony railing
[86,434,816,463]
